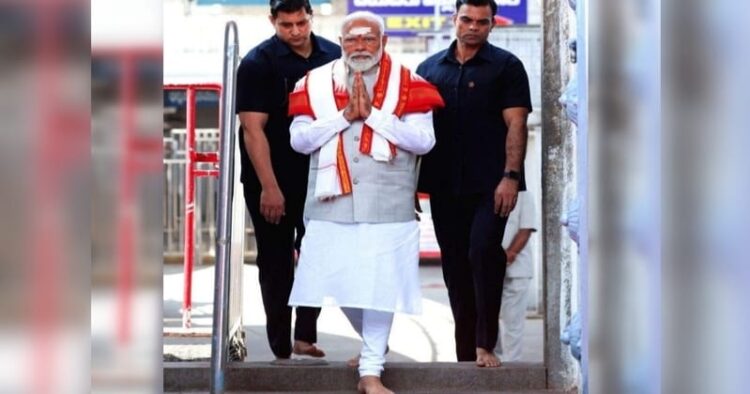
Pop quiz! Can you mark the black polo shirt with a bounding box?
[416,40,532,195]
[235,33,341,194]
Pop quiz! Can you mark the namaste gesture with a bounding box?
[343,71,372,121]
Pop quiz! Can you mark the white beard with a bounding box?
[343,47,383,73]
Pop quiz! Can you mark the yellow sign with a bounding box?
[385,15,449,31]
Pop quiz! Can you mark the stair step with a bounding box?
[165,361,549,392]
[170,391,569,394]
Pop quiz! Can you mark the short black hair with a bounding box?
[455,0,497,17]
[269,0,313,18]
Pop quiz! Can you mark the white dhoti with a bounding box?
[288,220,423,314]
[289,219,422,377]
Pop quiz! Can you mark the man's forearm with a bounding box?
[244,127,279,190]
[504,118,528,172]
[507,229,533,254]
[289,113,350,154]
[366,110,436,155]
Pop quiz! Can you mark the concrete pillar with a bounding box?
[542,0,580,390]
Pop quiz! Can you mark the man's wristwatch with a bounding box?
[503,170,521,181]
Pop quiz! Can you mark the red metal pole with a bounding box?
[116,53,136,343]
[32,4,59,393]
[182,87,197,328]
[194,170,220,177]
[165,83,221,329]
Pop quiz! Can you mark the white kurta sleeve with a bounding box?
[518,191,538,231]
[364,108,436,155]
[289,111,352,154]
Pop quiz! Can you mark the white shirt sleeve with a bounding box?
[289,111,352,154]
[518,191,537,231]
[364,108,436,155]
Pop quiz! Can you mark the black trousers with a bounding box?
[429,191,508,361]
[243,184,320,359]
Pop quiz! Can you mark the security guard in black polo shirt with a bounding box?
[235,0,341,361]
[416,0,532,368]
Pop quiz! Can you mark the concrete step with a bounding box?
[171,391,570,394]
[165,361,551,392]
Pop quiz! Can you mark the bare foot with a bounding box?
[293,340,326,358]
[475,347,501,368]
[357,376,394,394]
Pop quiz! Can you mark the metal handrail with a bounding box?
[210,21,239,394]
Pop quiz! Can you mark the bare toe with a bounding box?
[476,348,501,368]
[357,376,394,394]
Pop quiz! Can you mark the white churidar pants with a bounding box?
[342,307,394,377]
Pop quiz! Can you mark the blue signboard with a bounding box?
[164,90,219,109]
[347,0,527,35]
[348,0,455,15]
[347,0,526,19]
[495,0,527,24]
[197,0,329,5]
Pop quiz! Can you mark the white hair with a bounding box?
[340,11,385,37]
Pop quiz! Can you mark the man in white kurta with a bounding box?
[495,191,537,362]
[286,11,444,394]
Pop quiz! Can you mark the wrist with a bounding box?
[502,170,521,182]
[260,181,279,191]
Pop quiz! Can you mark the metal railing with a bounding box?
[164,83,222,329]
[210,21,240,394]
[163,128,221,263]
[163,128,257,264]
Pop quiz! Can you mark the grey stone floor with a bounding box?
[163,264,544,363]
